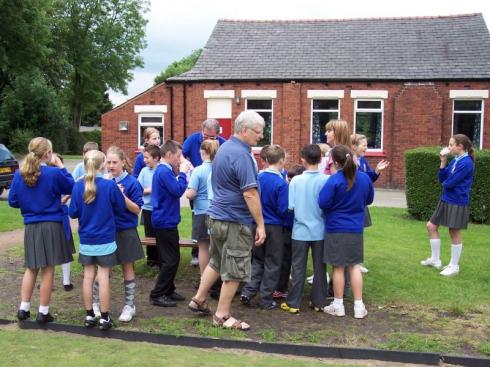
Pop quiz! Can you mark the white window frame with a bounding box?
[451,99,484,149]
[138,114,164,148]
[310,99,340,143]
[353,99,384,152]
[245,98,274,147]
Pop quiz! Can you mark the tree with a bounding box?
[52,0,149,130]
[154,49,202,85]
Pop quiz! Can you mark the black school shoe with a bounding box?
[63,284,74,292]
[99,317,114,330]
[17,310,30,321]
[169,292,185,301]
[36,312,54,324]
[149,295,177,307]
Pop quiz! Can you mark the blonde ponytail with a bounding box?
[83,150,105,204]
[20,137,52,186]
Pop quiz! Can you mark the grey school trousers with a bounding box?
[286,239,328,309]
[241,224,284,307]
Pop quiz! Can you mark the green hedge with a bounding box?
[405,147,490,224]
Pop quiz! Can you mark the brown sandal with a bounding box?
[188,298,211,315]
[212,314,250,331]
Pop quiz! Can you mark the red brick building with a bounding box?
[102,14,490,188]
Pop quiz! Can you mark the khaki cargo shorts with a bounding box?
[207,217,253,282]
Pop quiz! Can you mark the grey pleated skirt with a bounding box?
[323,233,364,267]
[24,222,74,268]
[430,200,470,229]
[115,228,144,264]
[364,206,372,227]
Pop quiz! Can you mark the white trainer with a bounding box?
[360,265,369,273]
[92,302,101,318]
[190,256,199,267]
[420,258,442,269]
[354,305,368,319]
[118,305,136,322]
[307,275,314,285]
[323,302,346,317]
[440,264,460,277]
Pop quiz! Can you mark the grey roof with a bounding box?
[169,14,490,81]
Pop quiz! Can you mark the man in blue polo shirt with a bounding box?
[183,118,226,267]
[188,111,266,331]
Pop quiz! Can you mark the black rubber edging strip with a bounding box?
[0,319,16,326]
[14,319,441,365]
[441,354,490,367]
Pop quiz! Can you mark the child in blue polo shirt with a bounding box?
[69,150,126,330]
[319,145,374,319]
[281,144,329,313]
[241,145,289,309]
[137,144,162,268]
[149,140,190,308]
[422,134,475,277]
[106,146,144,323]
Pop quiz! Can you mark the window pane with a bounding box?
[356,112,382,149]
[256,111,272,146]
[357,100,381,109]
[313,99,338,110]
[141,116,163,123]
[312,111,339,144]
[139,125,163,146]
[247,99,272,110]
[453,113,481,148]
[454,100,482,111]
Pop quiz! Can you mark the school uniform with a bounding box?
[8,165,74,268]
[318,170,374,267]
[69,175,126,266]
[150,162,188,299]
[430,154,474,229]
[138,165,160,264]
[276,210,294,294]
[187,161,212,242]
[112,172,144,264]
[285,170,329,309]
[241,169,289,308]
[133,152,145,178]
[357,156,379,227]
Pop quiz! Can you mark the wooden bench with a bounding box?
[140,237,196,248]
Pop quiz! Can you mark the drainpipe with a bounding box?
[167,84,174,140]
[183,83,187,141]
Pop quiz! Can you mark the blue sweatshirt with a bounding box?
[438,154,474,205]
[69,177,126,244]
[318,170,374,234]
[151,163,188,229]
[8,166,74,224]
[357,156,380,183]
[113,172,143,230]
[258,169,289,225]
[133,152,145,178]
[183,132,226,167]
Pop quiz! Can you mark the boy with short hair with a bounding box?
[241,145,289,309]
[72,142,99,181]
[149,140,190,307]
[137,144,162,268]
[281,144,329,313]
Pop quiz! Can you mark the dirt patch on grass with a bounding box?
[0,245,488,359]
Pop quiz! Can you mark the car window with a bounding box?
[0,147,15,161]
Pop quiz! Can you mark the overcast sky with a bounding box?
[109,0,490,106]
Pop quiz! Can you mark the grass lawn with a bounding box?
[0,201,24,232]
[0,329,357,367]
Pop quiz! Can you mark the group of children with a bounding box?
[8,120,475,329]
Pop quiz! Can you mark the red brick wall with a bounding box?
[102,80,490,187]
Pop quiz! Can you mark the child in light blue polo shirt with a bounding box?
[281,144,329,313]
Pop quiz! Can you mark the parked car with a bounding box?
[0,144,19,196]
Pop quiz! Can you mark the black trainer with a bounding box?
[99,317,114,330]
[149,295,177,307]
[84,315,97,328]
[36,312,54,324]
[240,294,251,306]
[17,310,30,321]
[169,292,185,301]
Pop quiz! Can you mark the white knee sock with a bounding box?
[430,239,441,261]
[450,244,463,266]
[61,262,71,285]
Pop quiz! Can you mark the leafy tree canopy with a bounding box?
[154,49,202,85]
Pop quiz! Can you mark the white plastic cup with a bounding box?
[440,147,450,156]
